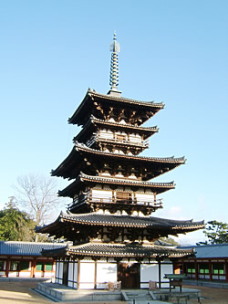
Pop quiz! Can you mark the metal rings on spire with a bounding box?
[109,33,120,92]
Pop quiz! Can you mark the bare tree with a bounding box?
[14,174,64,225]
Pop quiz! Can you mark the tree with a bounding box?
[197,220,228,245]
[159,237,180,246]
[14,174,64,225]
[0,198,36,241]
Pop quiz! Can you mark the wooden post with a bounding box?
[77,260,80,289]
[94,260,97,289]
[158,260,161,289]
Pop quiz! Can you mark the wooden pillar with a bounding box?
[94,260,97,289]
[195,260,198,281]
[77,260,81,289]
[5,257,10,277]
[31,258,36,278]
[225,260,228,282]
[158,259,161,288]
[209,259,212,281]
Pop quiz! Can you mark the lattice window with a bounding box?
[116,134,126,142]
[116,191,132,203]
[213,263,225,275]
[198,263,209,274]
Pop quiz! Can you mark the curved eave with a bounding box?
[52,143,185,179]
[52,145,185,180]
[92,117,159,137]
[74,116,159,142]
[59,173,175,198]
[51,147,82,178]
[60,214,205,231]
[38,212,204,235]
[67,243,193,259]
[41,243,194,259]
[68,90,164,125]
[76,143,185,164]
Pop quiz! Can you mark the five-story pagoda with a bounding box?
[38,34,204,290]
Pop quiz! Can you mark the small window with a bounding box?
[0,261,4,271]
[199,263,209,274]
[20,261,30,271]
[186,263,195,273]
[116,192,132,203]
[45,262,53,271]
[36,262,44,271]
[213,263,225,275]
[10,261,20,271]
[116,134,126,142]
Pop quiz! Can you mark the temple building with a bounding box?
[38,34,204,290]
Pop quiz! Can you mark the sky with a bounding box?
[0,0,228,244]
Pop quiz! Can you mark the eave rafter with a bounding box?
[37,212,204,239]
[41,242,194,260]
[68,90,164,126]
[51,143,185,180]
[58,172,175,198]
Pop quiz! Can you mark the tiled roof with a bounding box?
[75,116,158,142]
[87,90,164,108]
[80,172,174,188]
[42,242,193,259]
[59,213,204,230]
[59,172,175,197]
[38,212,204,235]
[52,142,185,180]
[75,142,185,164]
[68,89,164,125]
[91,116,159,133]
[0,241,66,256]
[180,243,228,259]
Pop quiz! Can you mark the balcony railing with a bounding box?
[73,195,163,209]
[86,135,149,148]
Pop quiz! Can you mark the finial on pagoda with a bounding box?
[108,32,122,96]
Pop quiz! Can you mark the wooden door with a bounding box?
[62,262,69,286]
[117,263,140,289]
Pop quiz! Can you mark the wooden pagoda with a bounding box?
[38,34,204,290]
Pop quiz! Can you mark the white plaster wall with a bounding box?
[19,271,30,278]
[96,262,117,289]
[135,193,154,204]
[92,189,112,202]
[99,129,113,139]
[129,134,141,143]
[68,262,74,287]
[160,262,173,288]
[141,263,159,282]
[73,263,78,288]
[8,271,18,277]
[56,262,63,284]
[80,261,95,289]
[44,271,53,278]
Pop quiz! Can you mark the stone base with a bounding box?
[36,282,123,302]
[36,282,200,303]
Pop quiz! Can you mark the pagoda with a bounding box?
[38,34,204,290]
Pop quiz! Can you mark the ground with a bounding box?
[0,280,228,304]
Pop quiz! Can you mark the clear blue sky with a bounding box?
[1,0,227,244]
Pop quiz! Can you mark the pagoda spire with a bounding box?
[108,32,121,96]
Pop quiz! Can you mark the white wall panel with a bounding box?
[160,262,173,287]
[141,263,159,283]
[68,262,74,287]
[96,262,117,289]
[80,262,95,289]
